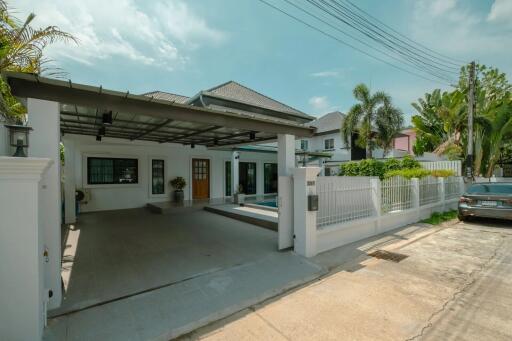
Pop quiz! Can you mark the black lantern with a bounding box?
[4,124,32,157]
[102,111,113,125]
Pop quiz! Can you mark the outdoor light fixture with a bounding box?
[96,135,102,141]
[102,111,113,125]
[99,126,106,136]
[214,139,219,146]
[191,143,195,149]
[4,124,32,157]
[249,132,256,140]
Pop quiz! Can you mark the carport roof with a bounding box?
[4,72,315,146]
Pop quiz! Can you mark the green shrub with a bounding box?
[384,168,431,179]
[339,161,360,176]
[358,159,385,178]
[383,158,402,172]
[430,169,456,177]
[401,155,420,169]
[422,210,458,225]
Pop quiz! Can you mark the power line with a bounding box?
[341,0,468,65]
[256,0,454,86]
[305,0,458,82]
[282,0,456,83]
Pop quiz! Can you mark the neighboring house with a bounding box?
[393,127,416,154]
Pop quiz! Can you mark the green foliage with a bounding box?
[421,210,458,225]
[384,168,431,179]
[430,169,456,177]
[340,156,422,179]
[169,176,186,190]
[400,155,420,169]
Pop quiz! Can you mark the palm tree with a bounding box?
[375,99,404,157]
[0,0,76,120]
[342,83,391,158]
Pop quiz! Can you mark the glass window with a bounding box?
[151,159,164,195]
[264,163,278,194]
[324,138,334,150]
[87,157,138,184]
[225,161,257,195]
[300,140,309,151]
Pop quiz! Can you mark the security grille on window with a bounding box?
[324,138,334,150]
[300,140,309,151]
[87,157,138,184]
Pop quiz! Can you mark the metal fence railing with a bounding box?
[316,176,375,228]
[444,176,461,200]
[419,176,439,206]
[381,176,413,213]
[420,160,462,176]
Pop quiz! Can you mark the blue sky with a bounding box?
[17,0,512,122]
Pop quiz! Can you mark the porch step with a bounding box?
[204,204,278,231]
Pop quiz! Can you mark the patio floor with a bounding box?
[45,207,324,340]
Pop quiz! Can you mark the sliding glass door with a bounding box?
[225,161,257,196]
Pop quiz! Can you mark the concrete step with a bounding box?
[204,205,278,231]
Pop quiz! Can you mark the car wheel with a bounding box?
[458,214,466,222]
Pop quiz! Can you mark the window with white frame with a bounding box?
[87,157,138,185]
[300,139,309,151]
[324,138,335,150]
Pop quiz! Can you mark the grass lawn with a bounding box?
[422,210,458,225]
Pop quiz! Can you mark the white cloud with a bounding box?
[310,70,340,78]
[16,0,226,70]
[488,0,512,23]
[308,96,330,111]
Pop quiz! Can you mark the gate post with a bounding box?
[293,167,320,257]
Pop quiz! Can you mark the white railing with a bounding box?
[316,176,375,227]
[420,160,462,176]
[444,176,461,199]
[381,176,413,213]
[419,176,439,206]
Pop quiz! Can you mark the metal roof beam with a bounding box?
[160,125,221,144]
[130,119,172,141]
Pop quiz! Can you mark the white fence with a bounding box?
[313,175,464,256]
[420,160,462,176]
[316,176,375,227]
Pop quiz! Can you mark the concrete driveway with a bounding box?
[179,219,512,341]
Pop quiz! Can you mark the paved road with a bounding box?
[179,219,512,341]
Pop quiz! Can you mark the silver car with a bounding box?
[458,182,512,221]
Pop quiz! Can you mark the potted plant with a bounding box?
[169,176,186,202]
[234,184,245,204]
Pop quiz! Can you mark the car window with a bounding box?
[467,184,512,194]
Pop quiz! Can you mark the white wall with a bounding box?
[64,134,277,212]
[0,120,9,156]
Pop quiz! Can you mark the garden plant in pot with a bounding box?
[170,176,186,203]
[234,184,245,204]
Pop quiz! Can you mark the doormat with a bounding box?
[368,250,408,263]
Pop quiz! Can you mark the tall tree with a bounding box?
[342,83,394,158]
[375,99,404,157]
[0,0,75,121]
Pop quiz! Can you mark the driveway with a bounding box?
[179,219,512,340]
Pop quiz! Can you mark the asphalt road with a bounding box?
[178,218,512,341]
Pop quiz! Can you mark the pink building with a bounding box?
[393,128,416,154]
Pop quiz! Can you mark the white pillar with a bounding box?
[318,158,325,176]
[371,178,382,229]
[277,134,295,176]
[63,138,76,224]
[28,98,62,309]
[277,134,296,250]
[293,167,321,257]
[438,177,445,211]
[0,121,9,156]
[0,157,53,341]
[231,151,239,196]
[411,178,420,221]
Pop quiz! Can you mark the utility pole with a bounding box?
[466,61,476,181]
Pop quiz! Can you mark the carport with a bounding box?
[2,72,316,339]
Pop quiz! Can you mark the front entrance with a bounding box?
[192,158,210,199]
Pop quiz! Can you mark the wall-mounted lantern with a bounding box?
[4,124,32,157]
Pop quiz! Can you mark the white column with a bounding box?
[0,122,9,156]
[277,134,296,250]
[438,177,445,211]
[277,134,295,176]
[411,178,420,220]
[318,158,325,176]
[0,157,53,341]
[293,167,321,257]
[231,151,239,196]
[371,178,382,229]
[28,98,62,309]
[63,138,76,224]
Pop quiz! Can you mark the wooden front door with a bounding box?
[192,159,210,199]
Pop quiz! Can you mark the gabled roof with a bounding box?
[310,111,345,133]
[143,91,189,104]
[201,81,314,120]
